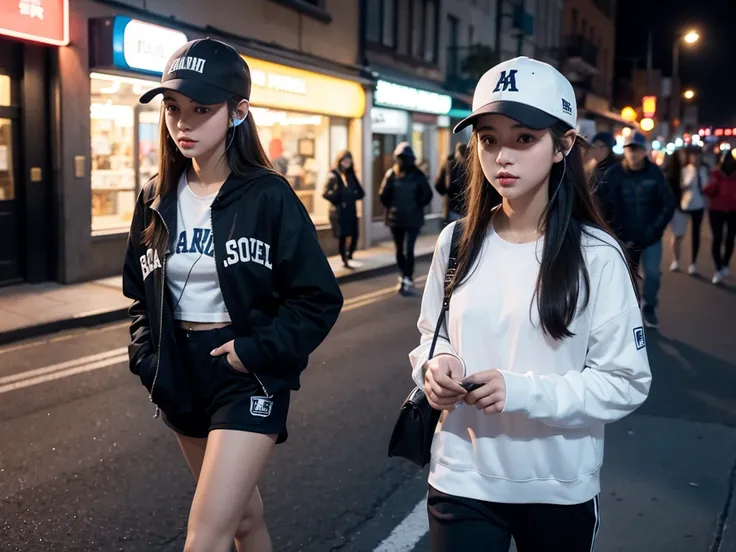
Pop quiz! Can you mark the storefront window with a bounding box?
[251,107,335,225]
[90,72,159,235]
[0,75,10,106]
[0,119,14,200]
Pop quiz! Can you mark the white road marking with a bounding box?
[0,348,127,386]
[373,496,429,552]
[0,275,428,393]
[0,354,128,395]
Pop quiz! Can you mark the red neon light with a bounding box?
[0,0,69,46]
[715,129,724,136]
[726,129,733,136]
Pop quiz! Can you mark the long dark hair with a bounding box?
[144,97,272,254]
[449,122,624,340]
[719,150,736,177]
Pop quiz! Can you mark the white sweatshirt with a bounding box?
[409,221,651,505]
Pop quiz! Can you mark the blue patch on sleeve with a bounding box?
[633,327,646,350]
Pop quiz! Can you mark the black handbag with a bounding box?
[387,222,463,467]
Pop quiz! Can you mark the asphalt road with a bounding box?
[1,239,736,552]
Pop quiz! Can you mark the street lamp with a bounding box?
[672,29,700,137]
[684,31,700,44]
[683,89,695,100]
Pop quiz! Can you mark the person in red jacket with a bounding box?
[703,150,736,284]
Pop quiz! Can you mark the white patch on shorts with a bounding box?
[250,396,273,418]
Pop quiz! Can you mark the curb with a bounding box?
[0,252,433,347]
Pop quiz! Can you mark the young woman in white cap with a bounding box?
[123,38,342,552]
[409,57,652,550]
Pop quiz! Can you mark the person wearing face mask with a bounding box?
[379,142,434,296]
[323,150,365,269]
[409,57,651,551]
[122,38,343,552]
[602,132,675,329]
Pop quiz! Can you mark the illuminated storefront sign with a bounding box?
[0,0,69,46]
[242,55,365,119]
[113,17,188,75]
[374,79,452,115]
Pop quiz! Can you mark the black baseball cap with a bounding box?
[139,38,251,105]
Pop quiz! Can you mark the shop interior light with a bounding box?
[675,138,684,147]
[652,140,662,150]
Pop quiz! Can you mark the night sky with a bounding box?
[614,0,736,126]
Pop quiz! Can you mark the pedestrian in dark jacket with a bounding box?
[590,131,619,224]
[604,131,675,329]
[379,142,434,295]
[435,142,469,224]
[123,38,343,551]
[323,150,365,269]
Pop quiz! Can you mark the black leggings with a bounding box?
[709,210,736,271]
[688,209,705,263]
[390,227,419,279]
[338,229,359,262]
[428,486,599,552]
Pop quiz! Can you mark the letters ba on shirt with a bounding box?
[224,237,273,270]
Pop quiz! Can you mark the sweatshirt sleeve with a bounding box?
[500,244,652,428]
[408,223,465,388]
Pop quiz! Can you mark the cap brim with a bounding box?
[453,101,563,134]
[139,79,233,105]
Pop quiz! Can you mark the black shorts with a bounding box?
[162,325,290,444]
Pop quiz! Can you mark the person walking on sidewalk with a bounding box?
[435,142,469,225]
[323,150,365,269]
[703,150,736,284]
[589,131,618,225]
[409,57,651,552]
[122,39,343,552]
[379,142,434,296]
[603,131,675,329]
[678,145,709,276]
[663,149,688,272]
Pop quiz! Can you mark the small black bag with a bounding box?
[387,222,463,467]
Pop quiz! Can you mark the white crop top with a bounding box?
[167,172,231,323]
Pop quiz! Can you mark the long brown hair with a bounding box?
[143,97,273,254]
[449,122,629,340]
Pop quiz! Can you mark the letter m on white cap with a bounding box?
[493,70,519,93]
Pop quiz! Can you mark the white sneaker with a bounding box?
[688,264,698,276]
[713,271,724,285]
[722,267,731,278]
[669,260,680,272]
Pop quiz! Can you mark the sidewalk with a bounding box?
[0,233,439,346]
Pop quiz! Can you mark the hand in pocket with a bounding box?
[210,340,248,373]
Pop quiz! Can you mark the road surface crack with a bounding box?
[710,455,736,552]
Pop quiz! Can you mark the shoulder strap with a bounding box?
[428,221,464,359]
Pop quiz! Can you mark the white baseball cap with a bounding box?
[453,57,577,134]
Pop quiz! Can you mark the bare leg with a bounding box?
[176,432,275,552]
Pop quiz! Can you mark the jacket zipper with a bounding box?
[210,205,271,399]
[149,208,170,419]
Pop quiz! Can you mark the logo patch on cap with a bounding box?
[493,70,519,93]
[562,98,572,115]
[168,56,206,75]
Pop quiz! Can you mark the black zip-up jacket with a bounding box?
[122,168,343,415]
[434,153,467,219]
[603,159,675,249]
[378,167,433,229]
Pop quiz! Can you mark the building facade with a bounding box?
[2,0,369,286]
[560,0,627,138]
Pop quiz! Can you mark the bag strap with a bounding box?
[428,221,464,359]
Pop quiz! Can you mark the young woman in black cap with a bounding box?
[123,38,343,552]
[410,57,651,551]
